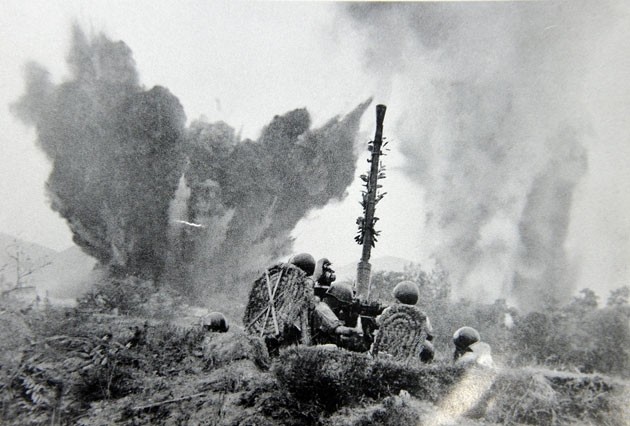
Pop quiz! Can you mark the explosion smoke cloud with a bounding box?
[342,1,628,307]
[12,26,369,297]
[12,26,186,280]
[180,101,370,295]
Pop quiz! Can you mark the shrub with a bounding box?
[470,368,627,426]
[77,274,183,319]
[273,346,464,412]
[327,394,435,426]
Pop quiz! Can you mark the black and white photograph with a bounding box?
[1,1,629,424]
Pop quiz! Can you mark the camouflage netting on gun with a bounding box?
[371,304,429,364]
[243,263,315,344]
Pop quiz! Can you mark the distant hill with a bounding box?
[33,245,98,299]
[0,232,96,301]
[0,232,58,270]
[334,256,417,283]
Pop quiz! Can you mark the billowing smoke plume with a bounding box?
[174,101,370,295]
[12,26,369,295]
[513,130,588,304]
[342,2,623,307]
[12,26,186,280]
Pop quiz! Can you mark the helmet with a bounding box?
[289,253,316,276]
[200,312,229,332]
[453,326,480,349]
[325,282,354,305]
[392,281,419,305]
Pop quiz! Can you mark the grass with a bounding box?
[1,299,628,425]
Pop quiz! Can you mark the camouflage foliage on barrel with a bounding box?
[371,304,430,364]
[243,263,316,348]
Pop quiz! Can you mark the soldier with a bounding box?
[311,282,362,347]
[200,312,230,333]
[392,280,435,362]
[312,257,336,299]
[371,280,434,363]
[452,326,494,367]
[288,253,316,276]
[243,256,316,356]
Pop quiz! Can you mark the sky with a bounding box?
[1,1,628,304]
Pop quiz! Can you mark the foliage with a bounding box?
[368,264,450,307]
[0,304,218,425]
[76,273,183,319]
[274,346,464,412]
[367,264,630,377]
[327,394,435,426]
[472,368,627,426]
[2,261,629,424]
[1,294,628,425]
[508,287,630,377]
[607,285,630,307]
[366,265,513,362]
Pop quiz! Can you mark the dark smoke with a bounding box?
[13,26,369,296]
[341,2,615,307]
[174,100,370,295]
[12,26,186,280]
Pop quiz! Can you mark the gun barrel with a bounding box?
[356,104,387,300]
[375,104,386,141]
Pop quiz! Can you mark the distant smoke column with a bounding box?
[184,101,370,295]
[512,134,588,307]
[12,27,186,279]
[341,2,607,302]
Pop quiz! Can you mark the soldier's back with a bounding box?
[243,262,316,354]
[371,304,430,364]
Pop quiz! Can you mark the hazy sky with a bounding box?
[1,1,628,302]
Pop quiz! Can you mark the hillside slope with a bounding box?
[1,303,627,426]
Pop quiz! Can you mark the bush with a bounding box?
[0,306,211,424]
[327,394,435,426]
[200,331,270,371]
[77,274,183,319]
[273,346,464,412]
[473,368,627,426]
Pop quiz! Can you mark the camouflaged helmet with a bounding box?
[453,326,480,349]
[392,280,420,305]
[289,253,316,276]
[200,312,229,333]
[325,282,354,305]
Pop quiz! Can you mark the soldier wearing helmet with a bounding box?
[310,282,362,346]
[452,326,493,367]
[376,280,435,362]
[289,253,316,276]
[392,280,420,305]
[200,312,230,333]
[391,281,434,338]
[313,257,337,299]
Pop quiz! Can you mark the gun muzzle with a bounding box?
[375,104,387,141]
